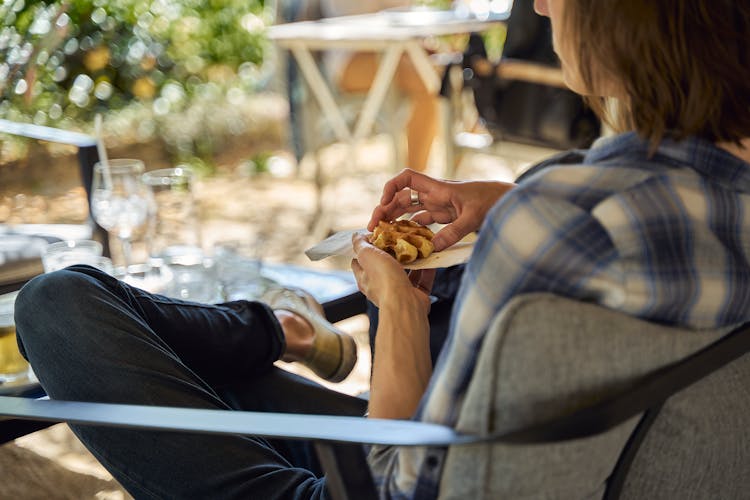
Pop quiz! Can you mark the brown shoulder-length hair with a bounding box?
[564,0,750,146]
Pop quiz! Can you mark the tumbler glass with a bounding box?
[41,239,112,274]
[142,167,202,264]
[0,292,29,384]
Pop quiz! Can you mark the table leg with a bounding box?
[404,42,441,94]
[291,45,353,143]
[352,43,405,141]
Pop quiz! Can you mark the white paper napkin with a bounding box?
[305,228,476,270]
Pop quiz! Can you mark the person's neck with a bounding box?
[718,138,750,165]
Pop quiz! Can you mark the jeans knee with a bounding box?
[15,268,99,347]
[19,268,84,308]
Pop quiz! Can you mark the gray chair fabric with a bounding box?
[440,293,750,499]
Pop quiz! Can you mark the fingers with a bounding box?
[352,232,392,263]
[367,191,410,230]
[350,258,370,300]
[409,211,436,227]
[431,217,473,251]
[369,169,437,230]
[385,187,427,216]
[350,257,363,284]
[368,205,393,231]
[379,169,433,206]
[367,187,428,230]
[352,232,372,256]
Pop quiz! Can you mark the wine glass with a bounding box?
[90,159,151,279]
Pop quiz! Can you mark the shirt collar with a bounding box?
[583,132,750,192]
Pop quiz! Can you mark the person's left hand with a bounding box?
[351,233,435,314]
[352,232,435,420]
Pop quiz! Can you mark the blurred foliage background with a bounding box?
[1,0,506,171]
[1,0,274,167]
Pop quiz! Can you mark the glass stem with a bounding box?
[118,235,133,273]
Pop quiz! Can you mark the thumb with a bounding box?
[432,219,472,251]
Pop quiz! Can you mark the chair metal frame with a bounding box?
[1,313,748,499]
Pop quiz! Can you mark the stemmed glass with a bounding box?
[90,159,152,279]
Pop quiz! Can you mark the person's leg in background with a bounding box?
[394,55,439,174]
[338,52,440,173]
[15,265,365,500]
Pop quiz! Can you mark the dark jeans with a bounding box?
[15,265,367,500]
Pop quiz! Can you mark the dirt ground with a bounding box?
[0,107,554,498]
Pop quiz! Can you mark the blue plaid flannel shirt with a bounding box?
[367,132,750,498]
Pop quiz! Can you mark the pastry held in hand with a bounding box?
[369,220,434,264]
[305,226,476,270]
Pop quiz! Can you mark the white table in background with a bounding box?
[267,7,510,154]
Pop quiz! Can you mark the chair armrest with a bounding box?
[323,291,367,323]
[0,396,463,446]
[2,317,748,445]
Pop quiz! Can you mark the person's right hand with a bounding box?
[367,169,515,251]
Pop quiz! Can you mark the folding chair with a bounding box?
[2,294,748,499]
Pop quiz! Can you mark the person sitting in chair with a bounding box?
[15,0,750,498]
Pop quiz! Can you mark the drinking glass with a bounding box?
[40,239,111,273]
[141,167,201,263]
[213,240,268,301]
[160,251,221,303]
[141,167,208,296]
[90,159,152,277]
[0,291,29,384]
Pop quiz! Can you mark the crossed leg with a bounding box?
[15,265,367,500]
